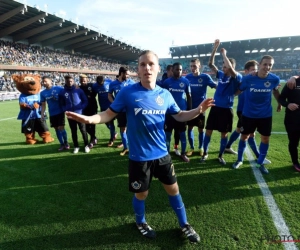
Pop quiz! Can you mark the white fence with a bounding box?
[1,91,20,101]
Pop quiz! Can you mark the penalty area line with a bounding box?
[245,147,298,250]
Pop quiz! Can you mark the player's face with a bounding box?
[120,71,129,81]
[42,78,52,89]
[65,78,74,87]
[138,52,159,84]
[167,68,173,77]
[259,59,274,74]
[173,65,182,78]
[245,65,258,75]
[80,77,88,85]
[190,62,200,74]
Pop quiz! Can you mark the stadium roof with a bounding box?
[170,36,300,58]
[0,0,142,62]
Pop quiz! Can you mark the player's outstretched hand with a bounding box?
[199,98,215,113]
[66,111,91,124]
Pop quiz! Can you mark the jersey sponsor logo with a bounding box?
[156,95,164,106]
[168,88,184,92]
[131,181,141,190]
[134,108,166,115]
[264,81,271,88]
[190,84,203,87]
[135,99,143,102]
[198,78,203,83]
[250,88,272,93]
[179,82,185,88]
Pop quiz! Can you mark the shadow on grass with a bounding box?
[0,223,190,250]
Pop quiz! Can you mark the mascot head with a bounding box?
[12,74,41,95]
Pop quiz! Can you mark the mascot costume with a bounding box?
[13,74,54,144]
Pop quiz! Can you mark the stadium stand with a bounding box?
[160,36,300,80]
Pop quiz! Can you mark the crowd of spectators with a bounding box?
[0,39,140,91]
[0,40,137,72]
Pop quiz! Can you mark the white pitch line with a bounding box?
[271,132,287,135]
[0,117,17,121]
[245,147,298,250]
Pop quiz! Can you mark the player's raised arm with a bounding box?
[208,39,220,74]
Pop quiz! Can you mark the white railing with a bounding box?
[0,91,20,101]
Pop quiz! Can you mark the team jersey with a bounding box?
[185,73,216,108]
[236,92,245,112]
[40,86,64,116]
[92,80,111,111]
[17,93,41,120]
[162,76,191,110]
[214,70,242,108]
[109,78,135,112]
[239,72,280,118]
[110,83,180,161]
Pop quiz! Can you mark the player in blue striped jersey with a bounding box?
[185,59,216,157]
[66,50,214,243]
[232,55,282,173]
[163,63,191,162]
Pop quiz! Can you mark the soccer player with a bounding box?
[185,59,216,156]
[160,65,181,156]
[163,62,191,162]
[232,55,282,174]
[278,74,300,171]
[202,39,242,165]
[66,50,214,243]
[59,75,89,154]
[93,75,117,146]
[108,67,135,156]
[224,60,271,164]
[40,76,69,151]
[79,74,98,148]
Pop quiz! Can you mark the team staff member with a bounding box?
[278,75,300,171]
[59,75,89,154]
[66,50,215,243]
[79,74,98,148]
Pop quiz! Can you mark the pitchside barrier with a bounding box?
[0,91,20,101]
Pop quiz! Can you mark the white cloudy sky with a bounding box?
[22,0,299,58]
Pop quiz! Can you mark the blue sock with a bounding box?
[180,131,187,154]
[198,132,204,149]
[109,124,116,141]
[132,196,146,224]
[248,137,259,158]
[257,142,269,165]
[61,129,68,144]
[168,194,188,228]
[55,129,64,145]
[219,137,228,156]
[165,131,172,152]
[203,135,211,154]
[226,131,240,148]
[121,131,128,149]
[237,139,247,162]
[187,129,194,149]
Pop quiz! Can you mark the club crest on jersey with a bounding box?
[88,87,92,91]
[179,82,185,88]
[124,83,128,87]
[131,181,141,190]
[156,95,164,106]
[64,93,69,97]
[198,78,203,83]
[264,81,271,88]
